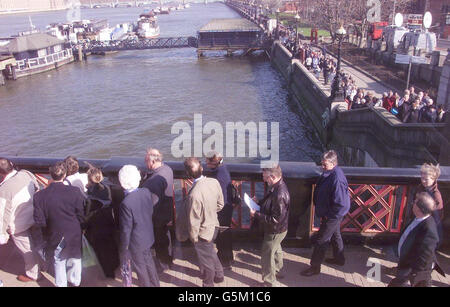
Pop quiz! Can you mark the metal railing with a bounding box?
[15,49,73,71]
[6,156,449,240]
[81,37,198,53]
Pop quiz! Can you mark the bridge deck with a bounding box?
[78,37,198,53]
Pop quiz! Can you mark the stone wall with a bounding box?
[269,40,449,167]
[333,105,447,167]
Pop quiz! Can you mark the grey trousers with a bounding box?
[130,248,160,287]
[194,231,224,287]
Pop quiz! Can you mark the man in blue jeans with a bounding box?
[301,150,350,277]
[33,162,85,287]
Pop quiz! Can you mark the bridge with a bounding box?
[77,36,198,55]
[79,0,193,9]
[4,156,450,247]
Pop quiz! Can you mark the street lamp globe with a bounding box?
[336,25,346,37]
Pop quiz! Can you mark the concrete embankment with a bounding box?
[270,42,330,144]
[269,41,450,167]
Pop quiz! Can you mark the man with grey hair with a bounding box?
[388,192,444,287]
[142,148,174,273]
[301,150,350,277]
[118,165,160,287]
[184,157,224,287]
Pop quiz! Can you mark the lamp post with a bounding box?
[253,3,257,20]
[276,8,280,40]
[259,4,262,23]
[293,12,300,59]
[331,25,347,100]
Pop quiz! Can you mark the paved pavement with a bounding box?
[1,239,449,287]
[301,40,390,98]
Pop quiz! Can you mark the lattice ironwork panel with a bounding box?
[310,184,409,234]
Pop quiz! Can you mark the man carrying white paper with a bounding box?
[249,164,290,287]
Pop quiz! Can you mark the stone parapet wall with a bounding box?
[269,40,449,167]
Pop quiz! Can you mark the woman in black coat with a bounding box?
[84,167,120,279]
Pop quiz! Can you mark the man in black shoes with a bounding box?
[301,150,350,277]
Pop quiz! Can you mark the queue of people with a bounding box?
[0,150,447,287]
[278,29,448,123]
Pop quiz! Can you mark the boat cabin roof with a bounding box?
[199,18,261,33]
[0,33,64,54]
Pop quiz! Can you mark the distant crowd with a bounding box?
[278,30,447,124]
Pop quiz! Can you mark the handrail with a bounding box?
[3,156,449,236]
[4,156,450,184]
[15,48,73,71]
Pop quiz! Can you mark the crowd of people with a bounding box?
[0,149,446,287]
[277,30,448,123]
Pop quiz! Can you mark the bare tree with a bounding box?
[308,0,415,41]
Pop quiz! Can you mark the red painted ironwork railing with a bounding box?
[310,183,409,234]
[9,157,446,237]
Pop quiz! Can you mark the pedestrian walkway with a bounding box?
[301,40,390,98]
[1,239,449,287]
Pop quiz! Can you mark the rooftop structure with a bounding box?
[0,32,64,54]
[197,18,263,56]
[199,18,261,33]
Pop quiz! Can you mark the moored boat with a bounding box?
[0,32,74,79]
[137,12,160,39]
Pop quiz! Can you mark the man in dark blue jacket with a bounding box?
[119,164,159,287]
[301,150,350,277]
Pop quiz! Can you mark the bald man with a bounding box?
[184,157,224,287]
[389,192,444,287]
[142,148,174,272]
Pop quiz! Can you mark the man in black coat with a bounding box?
[119,165,160,287]
[142,148,174,273]
[301,150,350,277]
[250,164,290,287]
[388,192,445,287]
[33,162,85,287]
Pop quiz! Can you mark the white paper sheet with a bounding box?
[244,193,260,212]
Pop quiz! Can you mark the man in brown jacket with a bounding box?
[184,157,224,287]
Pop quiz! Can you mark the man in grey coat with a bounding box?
[184,157,224,287]
[118,165,159,287]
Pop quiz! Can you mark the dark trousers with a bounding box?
[153,225,173,267]
[130,248,160,287]
[87,233,119,278]
[310,216,345,269]
[194,230,224,287]
[216,205,234,266]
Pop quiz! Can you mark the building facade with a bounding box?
[0,0,69,14]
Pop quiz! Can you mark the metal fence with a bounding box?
[7,156,447,239]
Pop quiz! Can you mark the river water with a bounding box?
[0,3,323,164]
